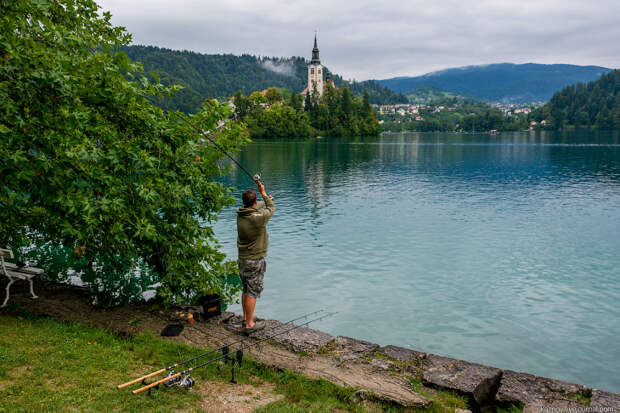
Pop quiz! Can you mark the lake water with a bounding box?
[211,131,620,393]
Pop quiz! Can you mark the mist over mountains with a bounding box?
[376,63,612,103]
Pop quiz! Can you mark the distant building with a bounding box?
[379,105,395,115]
[301,34,333,98]
[515,108,532,114]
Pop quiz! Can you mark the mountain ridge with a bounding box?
[376,63,613,103]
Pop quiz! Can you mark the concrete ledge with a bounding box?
[379,345,427,365]
[496,370,590,406]
[334,336,379,360]
[225,316,333,353]
[591,389,620,409]
[421,354,503,404]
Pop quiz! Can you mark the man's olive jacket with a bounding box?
[236,195,275,259]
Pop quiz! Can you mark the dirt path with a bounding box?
[195,381,284,413]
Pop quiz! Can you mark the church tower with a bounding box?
[308,34,324,97]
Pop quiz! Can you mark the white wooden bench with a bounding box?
[1,248,44,307]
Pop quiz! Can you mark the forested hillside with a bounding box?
[406,85,472,103]
[348,80,408,104]
[531,70,620,129]
[377,63,611,103]
[120,45,405,111]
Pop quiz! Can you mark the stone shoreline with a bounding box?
[222,313,619,411]
[5,281,620,411]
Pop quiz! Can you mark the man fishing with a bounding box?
[237,180,275,334]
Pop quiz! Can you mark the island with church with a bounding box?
[231,35,381,138]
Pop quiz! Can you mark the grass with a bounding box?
[561,392,591,404]
[496,404,524,413]
[409,377,469,413]
[0,310,449,412]
[0,313,204,413]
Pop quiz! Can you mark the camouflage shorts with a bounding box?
[238,258,266,298]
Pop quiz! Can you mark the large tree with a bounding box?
[0,0,247,305]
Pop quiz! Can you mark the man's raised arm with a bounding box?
[257,181,275,221]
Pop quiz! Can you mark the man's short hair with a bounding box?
[242,189,257,207]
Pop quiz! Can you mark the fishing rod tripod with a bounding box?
[218,346,244,384]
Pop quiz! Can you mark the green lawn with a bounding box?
[0,311,452,412]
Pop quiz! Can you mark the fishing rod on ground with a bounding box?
[189,306,321,350]
[116,309,325,390]
[131,311,338,395]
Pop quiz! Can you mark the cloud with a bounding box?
[260,60,297,78]
[97,0,620,80]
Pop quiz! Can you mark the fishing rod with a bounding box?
[131,311,338,395]
[117,309,325,389]
[172,111,262,185]
[172,110,275,202]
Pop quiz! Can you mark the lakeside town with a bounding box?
[374,102,537,119]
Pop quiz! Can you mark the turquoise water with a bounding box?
[212,131,620,392]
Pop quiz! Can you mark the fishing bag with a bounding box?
[198,294,221,320]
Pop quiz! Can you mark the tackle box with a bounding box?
[198,294,221,320]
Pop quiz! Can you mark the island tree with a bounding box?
[233,83,381,138]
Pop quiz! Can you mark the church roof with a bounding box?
[310,34,321,65]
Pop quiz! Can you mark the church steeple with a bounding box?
[310,34,320,65]
[306,32,324,97]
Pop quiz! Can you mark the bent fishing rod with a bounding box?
[117,309,325,389]
[172,111,265,186]
[132,311,338,394]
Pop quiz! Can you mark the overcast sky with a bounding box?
[98,0,620,80]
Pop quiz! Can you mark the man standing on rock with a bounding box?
[236,180,274,334]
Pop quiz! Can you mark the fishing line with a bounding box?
[158,95,265,189]
[172,111,259,184]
